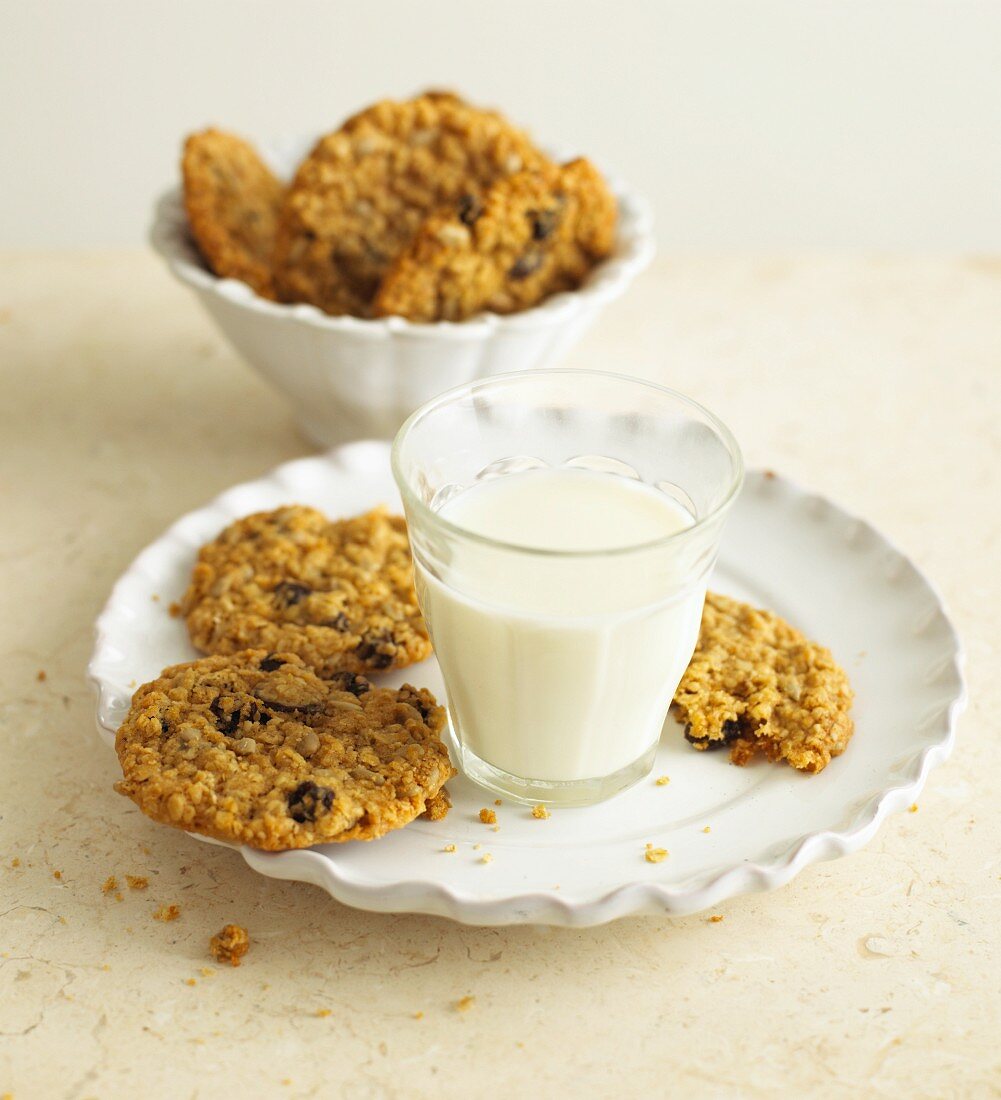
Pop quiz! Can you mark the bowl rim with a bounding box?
[149,142,656,340]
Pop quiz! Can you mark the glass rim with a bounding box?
[390,368,745,560]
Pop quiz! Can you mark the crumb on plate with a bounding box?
[153,904,181,922]
[126,875,149,890]
[478,808,497,825]
[531,804,550,820]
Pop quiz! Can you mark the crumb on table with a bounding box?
[10,857,20,869]
[655,775,670,786]
[644,845,668,864]
[209,923,250,966]
[494,799,502,806]
[52,870,62,881]
[443,843,456,853]
[478,808,497,825]
[315,1008,332,1018]
[708,914,724,923]
[909,803,919,813]
[153,904,181,922]
[101,875,118,895]
[702,826,711,834]
[125,875,149,890]
[36,669,47,682]
[531,804,550,820]
[168,602,182,618]
[454,995,476,1012]
[480,853,493,864]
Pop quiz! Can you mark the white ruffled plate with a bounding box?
[88,444,966,926]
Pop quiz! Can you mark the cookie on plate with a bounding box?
[272,93,550,316]
[182,505,431,677]
[181,129,284,299]
[672,592,854,773]
[114,651,454,850]
[373,158,617,322]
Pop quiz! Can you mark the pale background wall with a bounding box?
[2,0,999,250]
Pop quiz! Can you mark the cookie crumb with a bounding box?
[909,803,919,813]
[480,853,493,865]
[36,670,47,682]
[101,875,118,895]
[494,799,502,806]
[153,904,181,922]
[478,808,497,825]
[168,602,182,618]
[443,844,456,853]
[52,870,62,881]
[126,875,149,890]
[151,594,160,602]
[702,826,711,834]
[199,967,216,978]
[454,995,476,1012]
[655,775,670,786]
[644,846,668,864]
[315,1009,332,1018]
[708,914,724,923]
[209,923,250,966]
[472,843,481,851]
[10,857,20,869]
[531,804,550,820]
[185,978,197,986]
[413,1010,424,1020]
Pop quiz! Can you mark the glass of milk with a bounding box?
[392,369,743,807]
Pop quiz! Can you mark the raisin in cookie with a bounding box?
[672,592,854,773]
[374,158,616,322]
[182,506,431,677]
[115,651,454,850]
[272,93,550,316]
[182,129,284,299]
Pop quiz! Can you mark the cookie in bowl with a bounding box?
[181,128,284,299]
[373,157,617,322]
[272,92,551,316]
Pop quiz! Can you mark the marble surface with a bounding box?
[0,253,997,1098]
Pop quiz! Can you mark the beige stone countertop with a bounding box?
[0,253,998,1098]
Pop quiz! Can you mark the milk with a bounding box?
[414,467,707,786]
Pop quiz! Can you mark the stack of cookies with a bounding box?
[181,91,618,322]
[114,506,454,851]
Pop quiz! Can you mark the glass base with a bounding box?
[455,739,658,808]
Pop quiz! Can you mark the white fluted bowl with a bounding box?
[150,136,655,445]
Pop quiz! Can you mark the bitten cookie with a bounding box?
[272,93,550,316]
[181,129,284,299]
[672,592,855,773]
[374,158,617,322]
[114,651,454,850]
[182,506,431,677]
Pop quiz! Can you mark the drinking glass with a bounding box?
[392,369,743,806]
